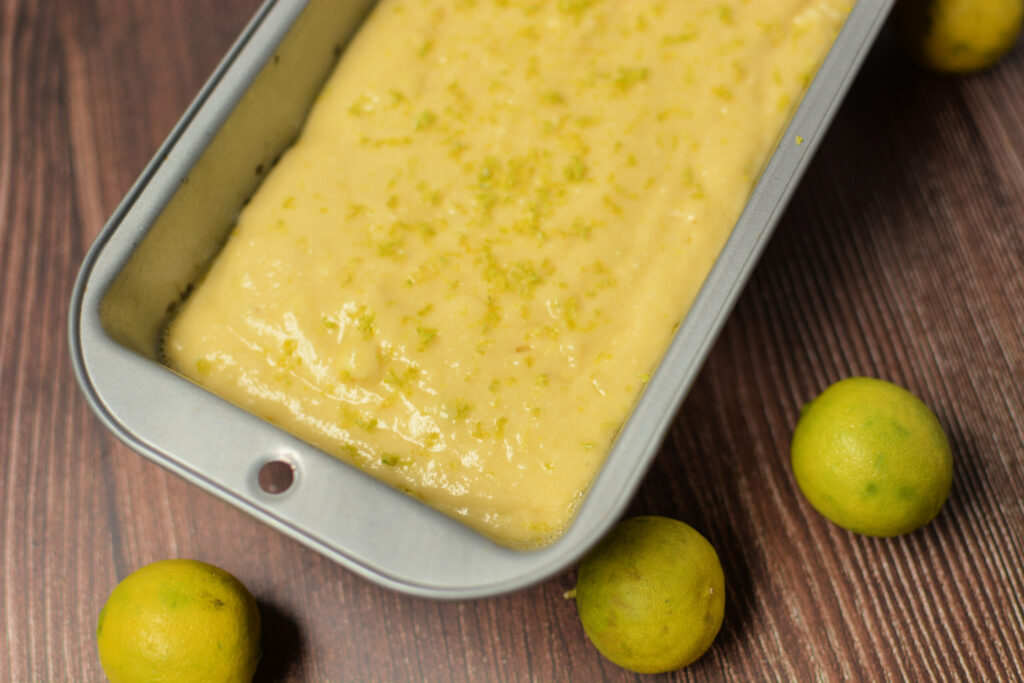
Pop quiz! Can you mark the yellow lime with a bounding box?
[97,559,261,683]
[791,377,953,536]
[895,0,1024,73]
[570,516,725,673]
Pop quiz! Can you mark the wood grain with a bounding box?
[2,1,1023,680]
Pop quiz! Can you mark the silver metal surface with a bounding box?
[70,0,894,598]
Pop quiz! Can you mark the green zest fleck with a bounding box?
[614,66,649,92]
[415,109,437,130]
[482,296,502,332]
[558,0,597,14]
[478,156,500,190]
[559,297,580,330]
[354,306,376,339]
[388,90,408,107]
[569,218,596,239]
[446,398,473,421]
[377,237,404,259]
[416,326,438,350]
[384,365,421,392]
[418,182,443,206]
[478,192,498,215]
[359,135,412,148]
[418,222,437,241]
[563,156,587,182]
[662,30,699,45]
[345,410,378,432]
[543,90,566,105]
[348,94,374,116]
[602,194,623,215]
[712,85,733,101]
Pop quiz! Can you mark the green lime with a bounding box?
[895,0,1023,73]
[570,516,725,673]
[791,377,953,536]
[97,559,261,683]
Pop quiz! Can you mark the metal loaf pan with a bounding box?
[70,0,893,598]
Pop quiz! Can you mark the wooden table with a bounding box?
[3,2,1023,680]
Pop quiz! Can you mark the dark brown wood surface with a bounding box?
[3,1,1023,680]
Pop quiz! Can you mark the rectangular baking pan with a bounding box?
[70,0,893,598]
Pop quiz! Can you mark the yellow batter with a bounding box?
[165,0,849,547]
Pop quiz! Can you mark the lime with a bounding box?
[570,516,725,673]
[791,377,953,536]
[895,0,1023,73]
[97,559,261,683]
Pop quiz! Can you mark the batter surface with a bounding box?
[165,0,849,547]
